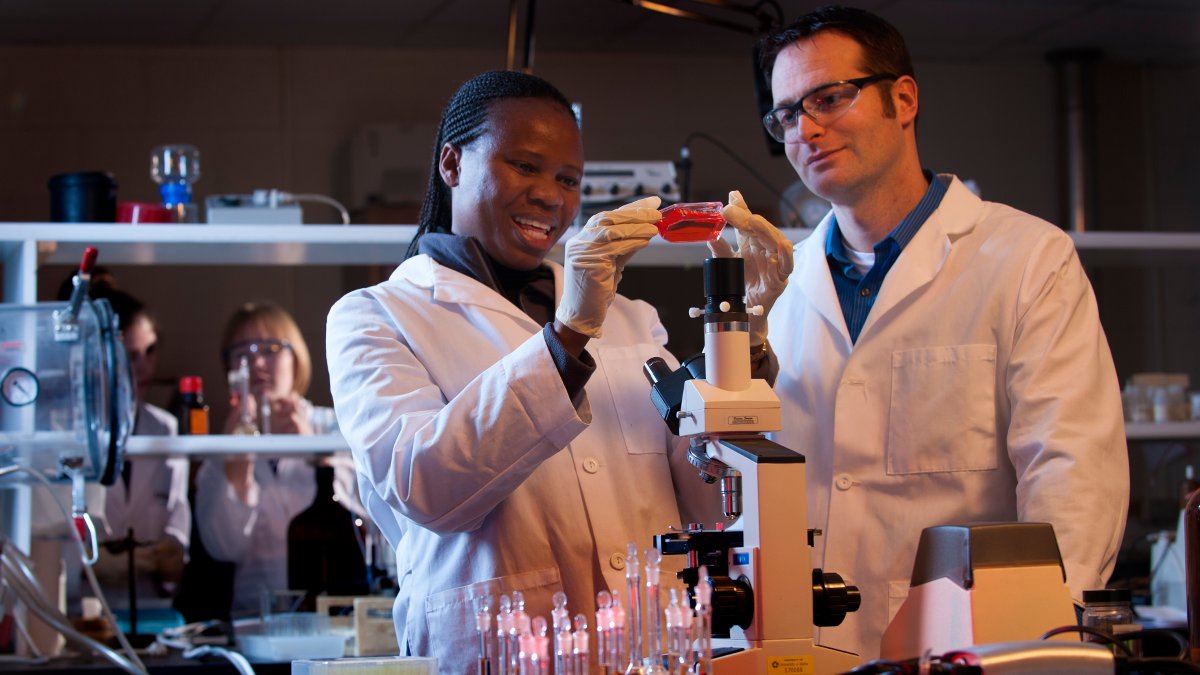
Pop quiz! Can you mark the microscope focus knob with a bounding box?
[710,574,754,636]
[811,569,861,627]
[688,307,703,318]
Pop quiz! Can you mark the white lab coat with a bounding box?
[770,176,1129,659]
[97,403,190,549]
[193,449,359,615]
[326,255,717,672]
[90,402,191,608]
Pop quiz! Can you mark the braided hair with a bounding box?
[405,70,575,260]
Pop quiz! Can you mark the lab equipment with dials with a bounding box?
[643,255,861,673]
[0,246,137,663]
[0,247,134,487]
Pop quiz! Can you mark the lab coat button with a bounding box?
[582,457,600,473]
[835,474,854,490]
[609,553,626,570]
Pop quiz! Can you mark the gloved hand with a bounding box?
[708,190,794,346]
[556,196,662,338]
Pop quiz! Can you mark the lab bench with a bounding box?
[0,653,290,675]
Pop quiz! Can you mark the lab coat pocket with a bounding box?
[595,345,667,455]
[887,344,998,474]
[422,566,563,669]
[887,579,910,627]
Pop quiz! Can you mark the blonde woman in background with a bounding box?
[193,302,360,615]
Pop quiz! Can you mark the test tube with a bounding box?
[665,589,681,675]
[678,597,694,675]
[693,570,712,675]
[553,592,570,675]
[643,549,666,674]
[497,595,512,675]
[572,614,590,675]
[474,593,493,675]
[611,591,626,671]
[596,590,613,675]
[517,613,533,675]
[625,542,644,674]
[532,616,550,675]
[511,591,529,674]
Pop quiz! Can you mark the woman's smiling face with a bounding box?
[444,97,583,270]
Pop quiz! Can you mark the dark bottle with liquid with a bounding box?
[287,464,370,610]
[176,376,209,435]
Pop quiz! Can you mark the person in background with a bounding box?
[193,302,359,616]
[325,70,719,670]
[712,5,1129,658]
[62,280,190,611]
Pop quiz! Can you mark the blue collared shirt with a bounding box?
[826,171,949,343]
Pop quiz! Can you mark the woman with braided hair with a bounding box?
[327,70,718,668]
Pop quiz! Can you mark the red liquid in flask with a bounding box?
[656,202,726,243]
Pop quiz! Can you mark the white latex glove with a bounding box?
[708,190,794,346]
[556,196,662,338]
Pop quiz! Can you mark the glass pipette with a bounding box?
[643,549,667,674]
[625,543,645,674]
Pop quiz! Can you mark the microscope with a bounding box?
[644,256,861,673]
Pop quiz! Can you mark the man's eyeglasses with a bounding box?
[223,338,293,366]
[762,73,898,143]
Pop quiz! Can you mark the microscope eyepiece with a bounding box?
[703,257,744,303]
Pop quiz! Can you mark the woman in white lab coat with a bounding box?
[86,287,190,610]
[194,302,360,616]
[326,70,717,671]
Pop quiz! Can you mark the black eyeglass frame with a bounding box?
[222,338,293,366]
[762,73,899,143]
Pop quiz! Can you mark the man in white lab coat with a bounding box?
[717,5,1129,659]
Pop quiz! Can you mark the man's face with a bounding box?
[771,31,911,207]
[445,98,583,271]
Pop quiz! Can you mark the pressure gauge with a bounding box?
[1,367,39,407]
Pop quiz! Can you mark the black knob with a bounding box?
[811,569,861,627]
[609,184,620,196]
[710,574,754,637]
[582,184,593,196]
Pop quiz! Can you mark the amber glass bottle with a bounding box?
[286,464,369,610]
[175,376,209,435]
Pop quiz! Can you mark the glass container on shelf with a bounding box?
[150,144,201,223]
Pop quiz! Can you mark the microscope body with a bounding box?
[647,256,860,673]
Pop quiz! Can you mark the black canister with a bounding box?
[48,171,118,222]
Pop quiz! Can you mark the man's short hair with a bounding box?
[758,5,916,112]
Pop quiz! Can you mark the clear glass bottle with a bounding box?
[1083,588,1139,656]
[150,144,201,223]
[228,356,259,436]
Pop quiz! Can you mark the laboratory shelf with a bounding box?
[1124,421,1200,442]
[124,433,349,457]
[1,223,786,268]
[1070,231,1200,266]
[7,224,1199,269]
